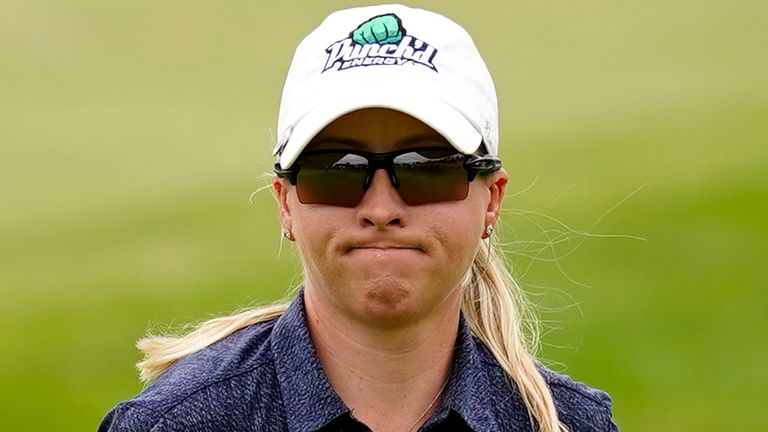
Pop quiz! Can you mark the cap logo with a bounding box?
[323,14,438,72]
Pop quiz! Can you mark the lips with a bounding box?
[349,245,422,252]
[343,240,425,255]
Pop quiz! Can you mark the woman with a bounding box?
[99,5,617,431]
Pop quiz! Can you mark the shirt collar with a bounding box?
[271,291,503,432]
[424,316,501,432]
[270,293,348,432]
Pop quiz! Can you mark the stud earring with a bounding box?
[485,225,494,237]
[484,225,495,254]
[281,227,294,241]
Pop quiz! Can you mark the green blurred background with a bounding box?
[2,0,766,430]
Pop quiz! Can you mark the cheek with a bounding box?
[449,190,490,260]
[429,206,485,273]
[288,192,332,241]
[293,209,336,253]
[289,204,350,278]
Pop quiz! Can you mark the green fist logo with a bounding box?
[350,14,405,45]
[323,12,437,72]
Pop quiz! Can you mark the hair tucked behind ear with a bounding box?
[461,237,567,432]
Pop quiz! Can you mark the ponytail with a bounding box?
[136,304,287,382]
[461,239,567,432]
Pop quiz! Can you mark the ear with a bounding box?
[483,169,508,238]
[273,176,293,234]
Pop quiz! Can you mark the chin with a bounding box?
[355,277,424,327]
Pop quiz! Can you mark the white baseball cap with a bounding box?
[273,4,499,169]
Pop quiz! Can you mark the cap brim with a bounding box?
[278,85,482,169]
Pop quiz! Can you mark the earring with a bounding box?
[484,225,494,255]
[485,225,494,237]
[281,227,294,241]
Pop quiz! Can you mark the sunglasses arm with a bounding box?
[273,162,299,185]
[464,155,502,181]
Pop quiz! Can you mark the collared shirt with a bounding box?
[99,294,618,431]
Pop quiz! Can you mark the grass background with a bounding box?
[2,0,766,430]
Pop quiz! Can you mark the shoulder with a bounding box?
[471,340,618,431]
[98,318,280,432]
[538,366,619,432]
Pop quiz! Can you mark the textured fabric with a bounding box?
[99,294,619,431]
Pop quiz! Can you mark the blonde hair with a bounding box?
[135,233,566,431]
[463,239,567,432]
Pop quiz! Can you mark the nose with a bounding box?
[356,169,405,229]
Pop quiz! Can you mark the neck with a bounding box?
[303,287,460,432]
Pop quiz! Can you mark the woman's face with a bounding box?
[274,108,507,328]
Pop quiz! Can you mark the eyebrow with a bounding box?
[308,133,450,150]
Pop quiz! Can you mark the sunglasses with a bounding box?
[274,146,502,207]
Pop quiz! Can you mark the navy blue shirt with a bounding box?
[99,294,618,431]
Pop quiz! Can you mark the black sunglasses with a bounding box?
[274,146,502,207]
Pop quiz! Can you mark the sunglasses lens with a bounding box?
[393,150,469,205]
[292,148,471,207]
[295,152,368,207]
